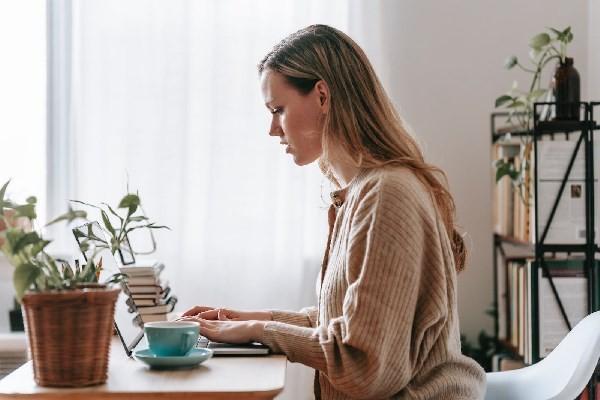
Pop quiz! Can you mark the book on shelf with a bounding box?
[535,137,600,245]
[537,259,592,358]
[498,257,599,363]
[495,123,528,135]
[492,140,532,242]
[491,353,526,372]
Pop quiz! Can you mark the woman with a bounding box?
[181,24,486,399]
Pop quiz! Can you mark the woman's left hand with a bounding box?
[177,316,266,344]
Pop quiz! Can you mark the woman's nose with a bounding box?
[269,117,282,136]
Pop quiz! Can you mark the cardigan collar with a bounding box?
[329,168,369,208]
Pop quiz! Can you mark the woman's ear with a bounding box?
[314,80,330,113]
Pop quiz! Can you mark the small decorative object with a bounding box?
[493,26,574,199]
[49,188,169,265]
[553,56,580,120]
[0,179,125,387]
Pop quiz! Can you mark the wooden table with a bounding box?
[0,338,287,399]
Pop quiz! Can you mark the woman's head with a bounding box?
[258,24,467,272]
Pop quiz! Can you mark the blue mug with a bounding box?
[144,321,199,357]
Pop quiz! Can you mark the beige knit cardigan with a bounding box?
[261,166,486,399]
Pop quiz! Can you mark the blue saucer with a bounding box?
[134,348,213,369]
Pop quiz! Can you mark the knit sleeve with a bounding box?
[260,175,447,398]
[270,306,317,328]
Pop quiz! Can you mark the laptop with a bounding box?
[72,221,269,357]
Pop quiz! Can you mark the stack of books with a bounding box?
[120,260,177,325]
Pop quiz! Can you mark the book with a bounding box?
[537,259,591,358]
[138,313,168,324]
[535,138,600,244]
[126,275,162,286]
[130,289,171,301]
[120,261,165,277]
[128,296,178,315]
[123,283,170,295]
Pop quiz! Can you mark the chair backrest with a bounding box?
[485,311,600,400]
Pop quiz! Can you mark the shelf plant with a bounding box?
[493,26,573,201]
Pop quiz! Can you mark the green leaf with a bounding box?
[80,258,97,282]
[528,88,547,100]
[0,180,10,216]
[529,32,551,49]
[146,224,170,230]
[129,215,148,222]
[495,160,518,183]
[103,272,127,286]
[507,100,527,109]
[495,95,513,108]
[13,232,42,253]
[62,262,74,280]
[70,199,100,209]
[101,210,116,237]
[101,202,124,224]
[26,196,36,205]
[13,263,40,301]
[503,55,518,69]
[14,204,36,220]
[79,240,90,253]
[30,239,51,257]
[118,194,140,210]
[529,47,542,61]
[565,31,573,43]
[549,27,562,37]
[110,237,120,255]
[46,206,87,226]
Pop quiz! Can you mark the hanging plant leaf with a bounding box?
[495,95,513,108]
[503,55,518,69]
[529,32,551,49]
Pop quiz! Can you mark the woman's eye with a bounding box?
[271,107,282,115]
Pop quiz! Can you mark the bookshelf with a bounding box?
[491,102,600,398]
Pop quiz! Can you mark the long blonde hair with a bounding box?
[258,25,466,272]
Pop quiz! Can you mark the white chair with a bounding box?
[485,311,600,400]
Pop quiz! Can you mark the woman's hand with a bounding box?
[181,305,272,322]
[178,317,266,344]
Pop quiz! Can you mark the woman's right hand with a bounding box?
[181,306,272,321]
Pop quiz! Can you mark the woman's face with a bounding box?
[260,69,327,166]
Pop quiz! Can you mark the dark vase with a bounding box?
[552,57,580,120]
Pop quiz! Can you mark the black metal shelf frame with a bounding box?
[491,102,600,398]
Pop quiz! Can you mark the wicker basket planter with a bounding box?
[21,287,120,387]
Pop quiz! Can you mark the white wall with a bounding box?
[357,0,590,341]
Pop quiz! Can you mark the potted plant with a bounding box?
[49,189,169,264]
[0,180,125,387]
[493,26,574,200]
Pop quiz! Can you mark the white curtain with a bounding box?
[50,0,352,311]
[48,1,353,398]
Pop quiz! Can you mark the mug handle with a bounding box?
[181,332,196,355]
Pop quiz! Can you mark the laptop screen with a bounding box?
[72,221,144,356]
